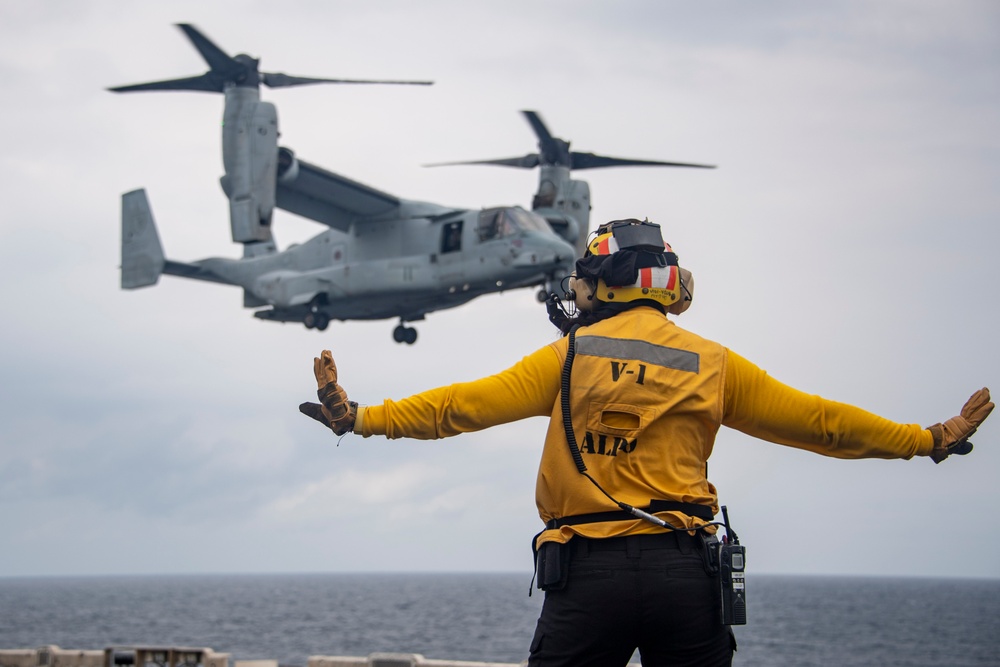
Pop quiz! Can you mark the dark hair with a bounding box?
[552,299,665,336]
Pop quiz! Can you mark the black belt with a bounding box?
[576,531,703,553]
[545,499,714,530]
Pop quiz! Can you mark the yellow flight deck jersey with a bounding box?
[356,306,934,548]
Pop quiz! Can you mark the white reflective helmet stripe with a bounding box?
[609,264,677,291]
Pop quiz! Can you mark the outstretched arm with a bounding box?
[301,343,565,440]
[358,343,564,439]
[722,349,943,460]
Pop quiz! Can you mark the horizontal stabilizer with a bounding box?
[163,260,234,285]
[121,189,165,289]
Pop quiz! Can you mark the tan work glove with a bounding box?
[298,350,357,436]
[927,387,993,463]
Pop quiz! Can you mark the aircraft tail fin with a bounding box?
[121,188,166,289]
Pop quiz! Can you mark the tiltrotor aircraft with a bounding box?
[114,24,713,343]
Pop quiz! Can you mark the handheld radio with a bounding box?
[710,506,747,625]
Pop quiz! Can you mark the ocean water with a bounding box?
[1,573,998,667]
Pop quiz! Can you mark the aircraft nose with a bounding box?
[511,233,576,269]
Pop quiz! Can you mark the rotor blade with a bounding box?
[176,23,237,73]
[424,154,540,169]
[569,152,717,170]
[108,73,224,93]
[262,72,433,88]
[521,110,569,164]
[521,110,555,145]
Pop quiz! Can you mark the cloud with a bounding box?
[262,462,446,520]
[0,0,997,578]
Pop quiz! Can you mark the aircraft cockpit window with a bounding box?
[478,207,551,242]
[478,209,503,241]
[441,220,463,253]
[506,206,552,233]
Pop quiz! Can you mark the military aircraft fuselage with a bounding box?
[113,24,712,344]
[189,202,574,323]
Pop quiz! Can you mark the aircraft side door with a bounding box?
[433,218,465,286]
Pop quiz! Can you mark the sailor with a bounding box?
[299,218,992,667]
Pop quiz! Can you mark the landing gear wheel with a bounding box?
[303,313,316,329]
[393,324,418,345]
[314,313,329,331]
[536,288,549,303]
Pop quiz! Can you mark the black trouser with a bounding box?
[528,532,736,667]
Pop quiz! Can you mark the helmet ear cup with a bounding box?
[571,276,597,312]
[667,267,695,315]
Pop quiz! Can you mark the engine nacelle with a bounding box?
[221,88,278,245]
[533,168,591,257]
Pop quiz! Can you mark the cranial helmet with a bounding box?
[574,219,694,315]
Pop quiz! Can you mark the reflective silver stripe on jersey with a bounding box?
[576,335,700,373]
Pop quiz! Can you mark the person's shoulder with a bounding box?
[540,334,570,360]
[658,314,726,352]
[671,321,723,344]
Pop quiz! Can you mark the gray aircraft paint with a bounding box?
[113,24,712,343]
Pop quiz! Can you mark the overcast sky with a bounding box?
[1,1,998,581]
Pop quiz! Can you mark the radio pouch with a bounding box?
[536,540,570,591]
